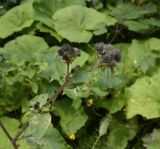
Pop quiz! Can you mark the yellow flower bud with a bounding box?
[69,134,76,140]
[87,99,93,105]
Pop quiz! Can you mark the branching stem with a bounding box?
[12,122,29,143]
[0,121,29,149]
[47,64,71,106]
[110,23,119,44]
[0,120,17,148]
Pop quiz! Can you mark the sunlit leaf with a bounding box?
[3,35,49,66]
[126,38,160,73]
[0,3,33,38]
[29,94,49,108]
[53,5,107,43]
[126,70,160,119]
[40,124,72,149]
[33,0,86,28]
[99,114,111,137]
[24,113,51,141]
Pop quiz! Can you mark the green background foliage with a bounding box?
[0,0,160,149]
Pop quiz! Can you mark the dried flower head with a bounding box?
[94,42,121,70]
[58,44,80,64]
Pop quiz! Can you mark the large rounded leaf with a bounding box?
[126,70,160,119]
[0,3,33,38]
[55,99,88,135]
[110,3,157,32]
[107,118,137,149]
[53,5,107,43]
[33,0,86,28]
[40,125,72,149]
[111,3,157,21]
[3,35,49,66]
[126,38,160,73]
[24,113,51,141]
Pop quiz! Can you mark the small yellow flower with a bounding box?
[69,134,76,140]
[87,99,93,105]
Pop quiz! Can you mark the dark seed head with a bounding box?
[103,44,114,51]
[33,102,40,110]
[94,42,105,54]
[114,50,121,62]
[74,48,81,57]
[102,51,112,63]
[58,44,80,64]
[94,42,121,70]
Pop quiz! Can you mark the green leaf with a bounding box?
[55,99,88,134]
[3,35,49,66]
[70,67,93,87]
[95,95,126,114]
[33,0,86,28]
[30,81,38,93]
[64,88,83,109]
[114,43,130,74]
[0,3,33,38]
[124,20,149,32]
[126,70,160,119]
[99,114,111,137]
[53,5,106,43]
[110,3,157,32]
[148,38,160,51]
[71,50,89,68]
[24,113,51,141]
[92,68,123,90]
[29,94,49,108]
[126,38,160,73]
[107,117,137,149]
[37,46,65,82]
[105,13,117,26]
[36,23,62,42]
[142,18,160,27]
[111,3,157,21]
[143,129,160,149]
[90,86,108,97]
[24,114,71,149]
[40,124,72,149]
[21,68,35,79]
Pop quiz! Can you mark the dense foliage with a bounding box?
[0,0,160,149]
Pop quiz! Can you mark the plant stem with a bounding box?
[47,64,71,106]
[91,136,101,149]
[67,63,70,76]
[0,120,18,149]
[90,59,104,71]
[12,122,29,143]
[110,23,119,44]
[47,79,69,105]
